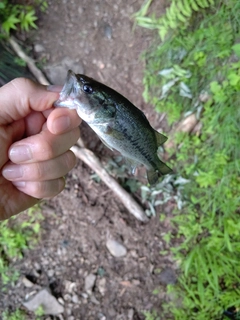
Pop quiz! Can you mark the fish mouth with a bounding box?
[54,70,80,109]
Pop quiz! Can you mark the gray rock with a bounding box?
[98,313,106,320]
[58,297,65,305]
[22,276,34,288]
[47,269,54,277]
[106,239,127,257]
[23,288,64,315]
[90,295,100,305]
[84,273,96,294]
[72,294,79,304]
[103,23,112,39]
[159,268,177,285]
[64,280,76,293]
[63,293,71,302]
[81,292,88,299]
[34,44,45,53]
[44,57,84,85]
[128,309,134,320]
[98,278,106,296]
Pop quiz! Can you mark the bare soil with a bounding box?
[0,1,178,319]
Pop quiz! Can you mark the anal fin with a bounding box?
[147,161,172,185]
[147,169,159,185]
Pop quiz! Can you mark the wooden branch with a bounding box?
[71,145,148,222]
[8,36,50,85]
[164,113,200,154]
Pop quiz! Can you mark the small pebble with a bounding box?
[22,277,34,288]
[34,44,45,53]
[103,23,112,39]
[98,278,106,296]
[23,288,64,315]
[58,297,65,305]
[72,294,79,304]
[47,269,54,277]
[84,274,96,294]
[63,294,71,302]
[90,295,100,305]
[106,239,127,257]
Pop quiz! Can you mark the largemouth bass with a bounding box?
[54,70,172,185]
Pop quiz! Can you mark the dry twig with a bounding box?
[164,113,201,157]
[71,144,148,222]
[8,36,50,85]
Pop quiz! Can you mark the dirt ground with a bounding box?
[0,1,178,319]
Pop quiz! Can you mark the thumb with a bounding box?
[0,78,59,125]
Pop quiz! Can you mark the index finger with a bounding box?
[0,78,59,125]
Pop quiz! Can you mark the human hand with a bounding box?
[0,78,81,220]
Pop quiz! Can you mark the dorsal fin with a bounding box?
[155,131,168,146]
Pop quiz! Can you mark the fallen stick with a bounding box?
[71,145,148,222]
[164,113,201,158]
[8,36,50,85]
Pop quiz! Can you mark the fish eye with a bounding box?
[83,84,93,94]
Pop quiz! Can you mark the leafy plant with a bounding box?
[134,0,215,40]
[35,305,45,319]
[143,310,160,320]
[135,0,240,319]
[0,205,43,285]
[0,0,48,36]
[2,309,27,320]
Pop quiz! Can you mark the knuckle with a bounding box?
[34,162,44,180]
[70,127,80,144]
[31,178,65,199]
[10,78,34,107]
[65,150,76,170]
[29,181,43,198]
[34,138,54,160]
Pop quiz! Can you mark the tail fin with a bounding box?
[147,161,172,185]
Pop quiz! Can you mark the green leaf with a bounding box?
[232,43,240,57]
[0,2,6,9]
[2,14,20,34]
[228,72,240,87]
[20,9,38,31]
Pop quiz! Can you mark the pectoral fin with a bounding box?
[99,137,114,150]
[124,157,140,174]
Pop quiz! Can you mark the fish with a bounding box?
[54,70,172,185]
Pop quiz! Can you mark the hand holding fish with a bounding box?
[0,78,81,220]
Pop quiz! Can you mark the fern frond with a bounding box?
[158,0,215,39]
[135,0,215,40]
[190,0,201,11]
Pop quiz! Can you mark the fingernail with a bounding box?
[2,165,23,179]
[52,116,71,134]
[47,85,62,92]
[12,181,26,188]
[9,145,32,163]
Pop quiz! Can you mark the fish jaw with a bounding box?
[54,70,97,122]
[53,70,81,110]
